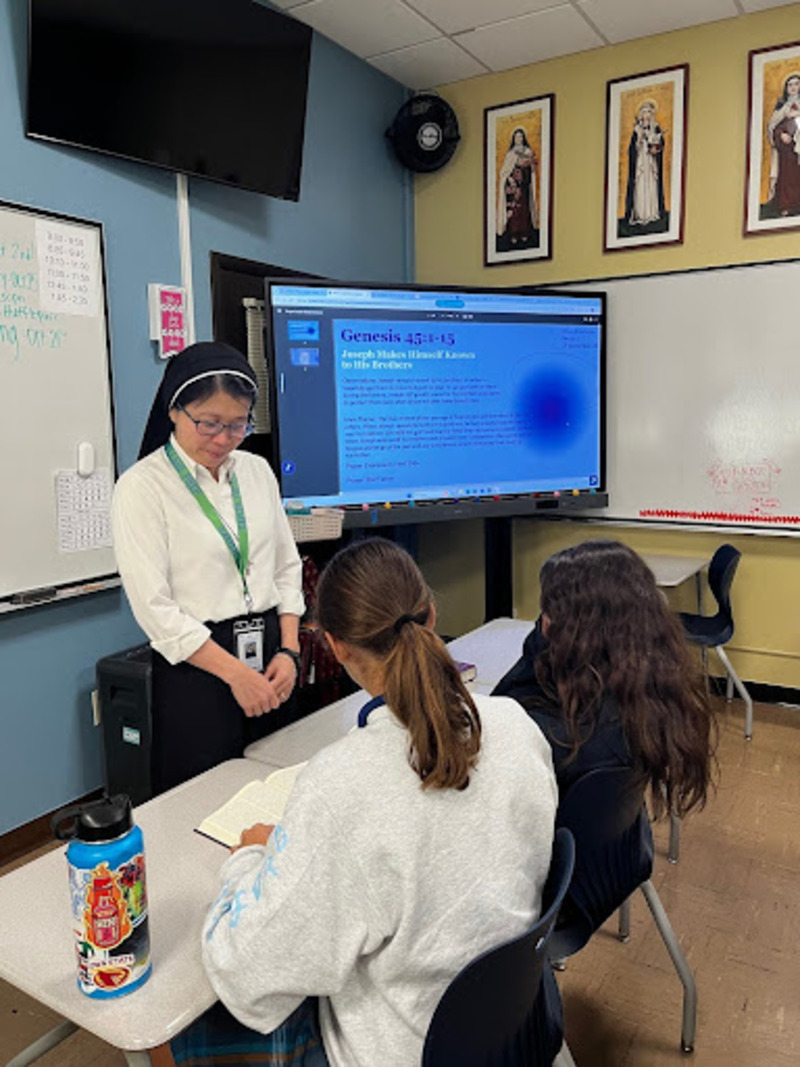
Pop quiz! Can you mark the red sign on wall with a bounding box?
[148,284,188,358]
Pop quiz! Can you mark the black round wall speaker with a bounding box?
[385,93,461,173]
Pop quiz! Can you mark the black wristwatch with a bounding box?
[276,647,302,672]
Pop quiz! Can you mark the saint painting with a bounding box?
[485,95,553,265]
[496,128,539,252]
[746,43,800,235]
[605,66,687,252]
[622,100,667,236]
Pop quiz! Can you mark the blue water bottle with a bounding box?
[52,794,151,998]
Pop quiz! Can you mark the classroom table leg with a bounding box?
[7,1020,78,1067]
[617,897,631,942]
[668,812,681,864]
[695,572,709,675]
[124,1051,154,1067]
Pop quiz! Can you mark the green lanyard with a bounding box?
[165,440,252,611]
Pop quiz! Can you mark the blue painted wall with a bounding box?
[0,0,410,834]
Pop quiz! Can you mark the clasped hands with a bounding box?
[230,651,297,717]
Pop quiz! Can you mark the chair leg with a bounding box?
[640,880,697,1053]
[715,646,754,740]
[618,896,631,942]
[553,1040,578,1067]
[668,812,681,864]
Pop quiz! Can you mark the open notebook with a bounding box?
[194,662,476,848]
[195,762,307,848]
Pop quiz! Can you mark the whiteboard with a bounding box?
[0,201,118,606]
[569,260,800,533]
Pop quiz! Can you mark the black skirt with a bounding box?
[151,609,280,794]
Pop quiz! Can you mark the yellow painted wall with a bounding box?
[416,5,800,687]
[415,4,800,286]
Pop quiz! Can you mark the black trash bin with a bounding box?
[96,644,153,805]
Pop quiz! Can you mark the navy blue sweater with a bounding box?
[492,618,631,793]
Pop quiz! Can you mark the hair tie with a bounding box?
[393,610,428,634]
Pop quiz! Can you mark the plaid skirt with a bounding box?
[171,998,330,1067]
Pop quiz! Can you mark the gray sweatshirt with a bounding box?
[202,693,558,1067]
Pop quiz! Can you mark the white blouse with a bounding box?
[111,436,304,664]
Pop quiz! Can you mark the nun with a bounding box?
[112,342,304,793]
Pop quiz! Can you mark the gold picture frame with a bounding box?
[745,41,800,234]
[484,94,554,266]
[604,65,688,252]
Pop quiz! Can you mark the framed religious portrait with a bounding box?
[484,94,554,266]
[604,65,688,252]
[745,41,800,235]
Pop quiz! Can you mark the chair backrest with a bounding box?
[707,543,741,623]
[422,828,575,1067]
[549,767,654,960]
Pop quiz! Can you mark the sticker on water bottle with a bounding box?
[69,852,150,996]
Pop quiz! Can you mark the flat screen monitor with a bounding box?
[27,0,312,200]
[265,281,607,527]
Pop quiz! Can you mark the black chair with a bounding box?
[679,543,753,740]
[422,828,576,1067]
[550,768,697,1054]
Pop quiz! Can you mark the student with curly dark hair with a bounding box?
[494,540,715,819]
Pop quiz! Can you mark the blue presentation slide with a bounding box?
[332,318,600,497]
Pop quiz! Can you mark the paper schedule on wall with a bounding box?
[35,219,100,317]
[0,200,117,608]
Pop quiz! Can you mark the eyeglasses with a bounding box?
[179,407,254,439]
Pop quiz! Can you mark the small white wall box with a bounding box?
[148,283,188,358]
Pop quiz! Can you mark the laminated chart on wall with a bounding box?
[56,470,113,553]
[0,201,118,607]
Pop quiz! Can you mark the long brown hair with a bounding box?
[316,539,481,791]
[536,540,715,818]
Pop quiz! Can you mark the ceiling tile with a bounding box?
[368,36,488,89]
[290,0,441,59]
[455,5,604,71]
[271,0,800,89]
[577,0,739,44]
[405,0,563,36]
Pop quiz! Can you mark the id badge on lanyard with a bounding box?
[234,617,265,672]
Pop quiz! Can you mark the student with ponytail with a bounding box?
[165,538,557,1067]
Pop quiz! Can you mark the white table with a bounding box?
[1,759,277,1067]
[245,617,533,768]
[640,553,708,612]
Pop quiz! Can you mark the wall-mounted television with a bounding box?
[265,281,607,528]
[27,0,312,200]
